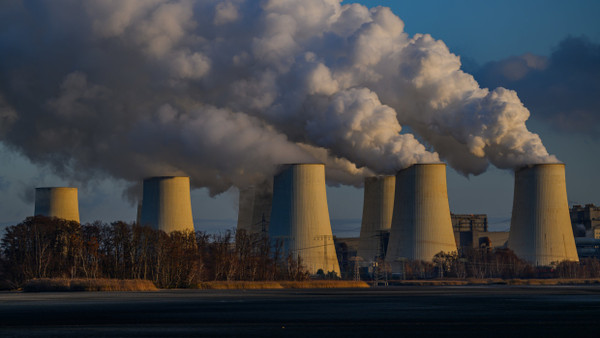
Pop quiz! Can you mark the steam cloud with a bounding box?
[0,0,556,197]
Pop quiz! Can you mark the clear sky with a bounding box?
[0,0,599,235]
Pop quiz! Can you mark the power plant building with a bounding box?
[570,204,600,237]
[139,176,195,233]
[269,164,341,275]
[34,187,80,222]
[452,214,488,249]
[385,163,457,270]
[508,163,578,265]
[357,176,395,265]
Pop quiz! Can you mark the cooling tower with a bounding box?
[236,184,272,236]
[357,176,395,265]
[139,176,195,233]
[269,164,341,275]
[34,187,80,222]
[508,163,578,265]
[385,164,457,269]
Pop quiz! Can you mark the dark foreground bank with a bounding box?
[1,286,599,337]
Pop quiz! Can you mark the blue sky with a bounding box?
[1,0,599,234]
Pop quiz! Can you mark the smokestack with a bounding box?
[385,164,457,269]
[139,176,195,233]
[236,184,273,236]
[357,176,395,265]
[508,163,578,265]
[269,164,341,275]
[34,187,80,222]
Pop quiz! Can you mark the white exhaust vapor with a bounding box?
[0,0,556,198]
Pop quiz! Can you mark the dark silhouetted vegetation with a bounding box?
[0,216,309,289]
[382,248,600,280]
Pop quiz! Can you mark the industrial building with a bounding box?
[34,187,80,222]
[570,204,600,238]
[269,164,341,275]
[139,176,195,233]
[452,214,487,249]
[385,163,457,271]
[508,163,579,266]
[357,176,395,266]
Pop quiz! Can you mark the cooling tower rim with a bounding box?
[35,187,78,190]
[365,174,395,179]
[514,162,565,172]
[142,175,190,181]
[396,162,446,172]
[364,175,395,182]
[278,162,325,166]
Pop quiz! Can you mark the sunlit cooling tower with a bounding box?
[34,187,80,222]
[357,176,395,266]
[508,163,578,265]
[269,164,341,275]
[140,176,194,233]
[237,185,272,236]
[385,164,457,270]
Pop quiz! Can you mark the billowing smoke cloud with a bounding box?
[475,36,600,138]
[0,0,556,198]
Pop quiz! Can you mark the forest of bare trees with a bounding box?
[2,216,600,289]
[0,216,309,289]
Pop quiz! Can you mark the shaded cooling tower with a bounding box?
[385,164,457,269]
[357,176,395,266]
[269,164,341,275]
[237,183,272,236]
[34,187,80,222]
[139,176,195,233]
[508,163,578,265]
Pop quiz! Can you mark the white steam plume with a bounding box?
[0,0,556,198]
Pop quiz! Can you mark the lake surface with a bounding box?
[1,285,599,337]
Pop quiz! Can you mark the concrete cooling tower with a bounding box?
[269,164,341,275]
[34,187,80,222]
[237,185,272,236]
[357,176,395,266]
[508,163,578,265]
[385,164,457,270]
[139,176,195,233]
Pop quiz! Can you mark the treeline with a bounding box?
[0,216,309,289]
[379,249,600,280]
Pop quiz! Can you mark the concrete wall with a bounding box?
[140,176,195,233]
[237,184,272,236]
[385,164,457,270]
[508,164,578,265]
[357,176,395,265]
[269,164,341,275]
[34,187,80,222]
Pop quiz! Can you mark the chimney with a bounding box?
[269,164,341,275]
[508,163,578,265]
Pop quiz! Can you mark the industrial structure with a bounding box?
[34,187,80,222]
[570,204,600,238]
[237,184,272,236]
[508,163,578,265]
[139,176,195,233]
[385,163,457,271]
[357,176,395,266]
[269,164,341,275]
[452,214,488,248]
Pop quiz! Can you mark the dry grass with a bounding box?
[23,278,158,292]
